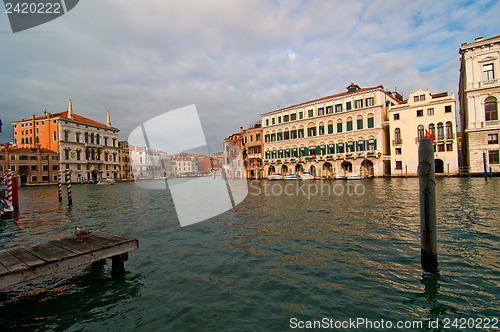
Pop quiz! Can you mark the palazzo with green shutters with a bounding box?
[261,83,402,178]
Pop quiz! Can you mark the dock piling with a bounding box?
[65,169,72,205]
[58,170,63,202]
[418,138,438,271]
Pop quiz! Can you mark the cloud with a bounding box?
[0,0,498,150]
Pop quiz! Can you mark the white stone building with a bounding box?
[388,90,459,176]
[459,35,500,174]
[261,84,401,178]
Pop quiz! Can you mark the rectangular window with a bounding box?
[354,99,363,109]
[31,176,37,182]
[266,119,269,126]
[278,116,281,124]
[308,109,314,118]
[446,143,453,151]
[365,97,374,107]
[326,106,333,114]
[346,102,352,111]
[76,133,80,143]
[335,104,342,113]
[445,105,452,113]
[393,113,400,120]
[317,108,324,116]
[483,63,494,80]
[395,161,402,170]
[76,150,81,160]
[64,131,69,141]
[299,112,303,119]
[31,165,37,171]
[53,131,57,141]
[65,150,69,160]
[414,96,419,102]
[489,150,499,164]
[283,115,289,122]
[438,144,445,152]
[488,134,499,144]
[290,113,296,121]
[427,108,434,116]
[395,148,402,155]
[416,110,423,117]
[272,118,275,125]
[256,133,261,141]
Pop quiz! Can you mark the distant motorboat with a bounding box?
[268,174,283,181]
[97,178,116,185]
[284,174,301,180]
[346,173,366,180]
[300,172,315,180]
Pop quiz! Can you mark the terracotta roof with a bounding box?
[431,92,448,99]
[2,147,58,154]
[13,111,119,130]
[268,85,385,114]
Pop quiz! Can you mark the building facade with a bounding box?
[118,140,133,180]
[0,143,59,186]
[389,90,459,176]
[241,122,264,179]
[12,100,120,183]
[130,145,168,179]
[459,35,500,174]
[169,153,198,177]
[261,84,401,178]
[223,132,245,178]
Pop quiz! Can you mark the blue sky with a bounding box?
[0,0,499,153]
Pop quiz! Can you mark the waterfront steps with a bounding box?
[0,231,138,289]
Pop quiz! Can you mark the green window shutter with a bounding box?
[346,102,352,110]
[337,123,342,133]
[328,124,333,134]
[357,119,363,130]
[368,117,374,128]
[316,146,320,155]
[374,139,377,150]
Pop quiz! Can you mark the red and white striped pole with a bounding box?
[65,169,72,205]
[57,170,63,202]
[2,173,6,185]
[7,170,13,205]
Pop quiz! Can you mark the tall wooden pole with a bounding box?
[65,169,72,206]
[418,138,438,271]
[58,170,63,202]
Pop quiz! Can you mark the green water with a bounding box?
[0,178,498,331]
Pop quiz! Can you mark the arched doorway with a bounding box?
[435,159,444,173]
[281,165,288,176]
[268,166,276,176]
[309,165,316,177]
[341,161,352,174]
[361,159,374,177]
[322,162,333,179]
[295,164,304,175]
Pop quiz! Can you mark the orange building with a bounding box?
[13,100,120,183]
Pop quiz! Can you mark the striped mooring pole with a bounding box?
[65,169,72,206]
[58,170,63,202]
[6,170,13,205]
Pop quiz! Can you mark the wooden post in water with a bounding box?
[483,152,488,180]
[58,170,63,202]
[65,169,72,206]
[418,138,438,271]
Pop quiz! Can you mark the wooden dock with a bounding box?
[0,231,139,289]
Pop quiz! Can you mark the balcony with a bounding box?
[482,120,500,128]
[481,78,499,88]
[392,139,402,146]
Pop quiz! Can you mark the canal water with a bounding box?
[0,178,498,331]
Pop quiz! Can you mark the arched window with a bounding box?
[21,137,24,144]
[91,133,95,144]
[357,115,363,130]
[367,113,374,128]
[428,124,435,139]
[318,122,325,135]
[96,134,100,144]
[298,125,304,138]
[85,132,89,143]
[394,128,401,143]
[327,120,334,134]
[337,119,343,133]
[437,122,444,140]
[446,121,453,139]
[485,96,498,121]
[307,122,316,137]
[417,125,425,141]
[346,117,353,131]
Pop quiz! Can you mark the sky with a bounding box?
[0,0,499,153]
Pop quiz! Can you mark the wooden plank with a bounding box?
[0,250,29,273]
[6,247,45,268]
[0,262,9,275]
[92,231,134,243]
[49,237,111,255]
[24,242,77,262]
[0,239,138,288]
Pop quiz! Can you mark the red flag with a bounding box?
[425,129,434,141]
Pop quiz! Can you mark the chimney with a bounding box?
[68,99,74,120]
[240,126,243,133]
[106,111,111,127]
[43,107,47,117]
[475,36,484,42]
